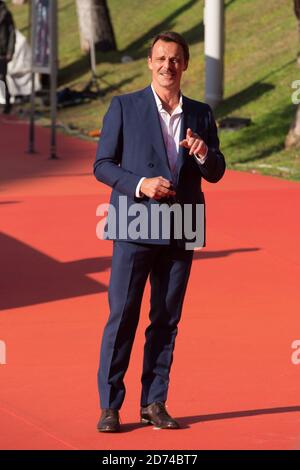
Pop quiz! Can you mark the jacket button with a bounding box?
[148,163,154,168]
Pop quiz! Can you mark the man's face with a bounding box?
[148,39,188,92]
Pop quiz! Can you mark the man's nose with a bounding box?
[163,58,173,67]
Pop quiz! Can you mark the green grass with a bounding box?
[8,0,300,181]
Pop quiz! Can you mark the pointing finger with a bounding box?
[186,128,193,138]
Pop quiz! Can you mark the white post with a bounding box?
[204,0,225,109]
[76,0,93,53]
[89,2,97,77]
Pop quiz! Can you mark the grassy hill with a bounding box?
[9,0,300,181]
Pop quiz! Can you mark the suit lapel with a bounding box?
[175,95,197,185]
[134,86,171,178]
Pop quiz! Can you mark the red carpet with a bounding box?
[0,115,300,450]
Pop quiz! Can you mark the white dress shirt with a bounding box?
[135,85,208,198]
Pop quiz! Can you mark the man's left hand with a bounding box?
[180,128,208,157]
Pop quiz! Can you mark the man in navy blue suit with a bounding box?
[94,31,225,432]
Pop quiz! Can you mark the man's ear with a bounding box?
[147,56,153,71]
[183,61,189,71]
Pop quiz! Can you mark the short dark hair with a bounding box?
[148,31,189,64]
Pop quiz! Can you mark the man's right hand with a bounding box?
[140,177,176,200]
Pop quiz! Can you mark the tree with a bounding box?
[285,0,300,148]
[292,0,300,66]
[76,0,116,53]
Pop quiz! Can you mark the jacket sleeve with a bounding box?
[198,105,226,183]
[93,96,142,199]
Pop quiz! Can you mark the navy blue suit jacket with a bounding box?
[94,85,225,248]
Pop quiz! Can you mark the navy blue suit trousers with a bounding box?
[98,241,194,409]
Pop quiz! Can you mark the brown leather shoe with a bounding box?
[97,409,120,432]
[140,402,180,429]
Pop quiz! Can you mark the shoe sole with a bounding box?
[97,427,120,433]
[141,418,152,425]
[140,418,179,429]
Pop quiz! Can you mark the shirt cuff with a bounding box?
[194,146,208,165]
[135,177,146,198]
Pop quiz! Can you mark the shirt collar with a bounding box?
[151,84,183,115]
